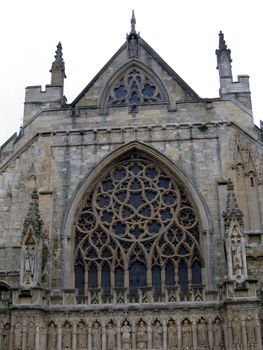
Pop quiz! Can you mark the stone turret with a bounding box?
[23,43,67,125]
[216,31,252,110]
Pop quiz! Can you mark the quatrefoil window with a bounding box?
[107,68,165,106]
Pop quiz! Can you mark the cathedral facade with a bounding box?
[0,13,263,350]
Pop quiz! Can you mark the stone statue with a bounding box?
[137,320,147,349]
[197,318,208,347]
[167,320,177,349]
[77,322,87,349]
[121,320,132,350]
[92,322,101,350]
[232,242,242,276]
[62,323,72,349]
[107,322,116,350]
[246,317,256,347]
[153,320,162,349]
[48,323,57,350]
[14,322,22,350]
[27,322,35,350]
[213,318,223,349]
[182,319,192,348]
[128,35,138,57]
[232,317,241,349]
[2,323,10,350]
[24,244,36,284]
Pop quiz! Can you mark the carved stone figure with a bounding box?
[2,323,10,350]
[182,319,192,348]
[213,318,223,349]
[153,320,162,349]
[62,322,72,349]
[77,322,87,349]
[137,320,147,349]
[232,317,241,349]
[232,242,243,276]
[128,35,138,57]
[246,317,256,347]
[167,320,177,349]
[48,323,57,350]
[92,322,101,350]
[27,322,35,350]
[14,322,22,350]
[107,322,116,350]
[121,320,132,350]
[197,318,208,347]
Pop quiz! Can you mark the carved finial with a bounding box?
[219,31,227,50]
[22,189,43,238]
[131,10,136,33]
[50,42,66,86]
[55,42,63,62]
[223,179,243,229]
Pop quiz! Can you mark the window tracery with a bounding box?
[75,154,203,298]
[107,68,165,107]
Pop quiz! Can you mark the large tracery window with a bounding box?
[75,154,203,298]
[107,67,165,107]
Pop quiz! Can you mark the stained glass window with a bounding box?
[75,153,202,298]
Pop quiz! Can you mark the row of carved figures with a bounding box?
[0,316,261,350]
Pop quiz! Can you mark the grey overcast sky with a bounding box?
[0,0,262,146]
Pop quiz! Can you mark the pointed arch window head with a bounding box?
[74,153,203,298]
[107,67,166,107]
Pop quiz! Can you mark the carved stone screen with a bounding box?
[75,154,202,299]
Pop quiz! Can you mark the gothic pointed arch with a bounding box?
[99,60,171,112]
[62,142,213,295]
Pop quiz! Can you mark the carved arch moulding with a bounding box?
[61,142,213,295]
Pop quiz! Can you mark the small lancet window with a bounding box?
[152,265,162,293]
[192,260,202,285]
[250,176,254,188]
[179,260,189,293]
[88,263,98,289]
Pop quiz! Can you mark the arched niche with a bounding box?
[61,141,213,292]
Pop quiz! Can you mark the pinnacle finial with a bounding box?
[131,10,136,33]
[219,31,227,51]
[55,41,63,62]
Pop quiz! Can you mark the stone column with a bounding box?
[241,318,247,350]
[131,320,136,350]
[57,322,62,350]
[88,322,92,350]
[162,319,167,350]
[225,318,232,350]
[35,325,40,350]
[177,319,182,350]
[147,319,152,349]
[0,324,3,350]
[22,321,27,350]
[41,326,47,350]
[102,321,106,350]
[8,325,14,350]
[255,316,262,350]
[208,318,213,349]
[192,320,198,350]
[72,321,77,350]
[116,320,121,350]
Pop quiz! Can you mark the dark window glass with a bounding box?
[115,267,124,288]
[192,260,202,285]
[88,264,98,288]
[152,265,162,293]
[101,264,111,295]
[165,261,175,286]
[129,261,147,294]
[179,260,188,293]
[75,265,85,295]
